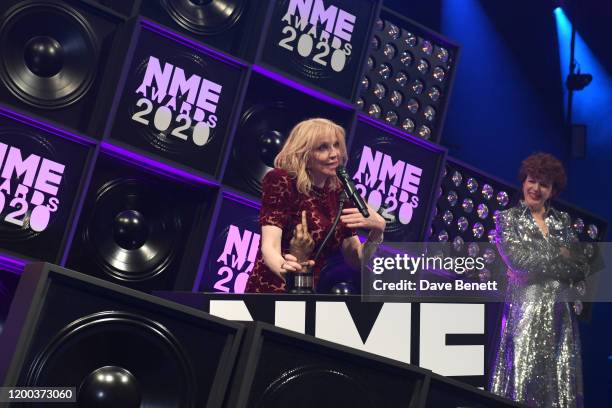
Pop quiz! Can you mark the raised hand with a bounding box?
[340,204,386,233]
[290,210,315,262]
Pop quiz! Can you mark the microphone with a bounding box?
[336,165,370,218]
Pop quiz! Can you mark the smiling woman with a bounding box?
[245,118,386,293]
[490,153,589,408]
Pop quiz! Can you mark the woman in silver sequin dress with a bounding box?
[490,153,589,408]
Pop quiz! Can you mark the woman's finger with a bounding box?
[341,213,363,221]
[284,254,298,262]
[285,261,303,272]
[340,214,363,223]
[295,223,303,240]
[342,208,359,215]
[301,211,309,233]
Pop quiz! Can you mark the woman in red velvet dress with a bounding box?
[245,118,386,293]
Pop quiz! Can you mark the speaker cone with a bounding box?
[161,0,245,35]
[0,2,98,108]
[25,311,196,407]
[231,102,296,195]
[84,178,182,281]
[256,365,376,408]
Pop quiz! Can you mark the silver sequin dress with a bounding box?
[490,201,589,408]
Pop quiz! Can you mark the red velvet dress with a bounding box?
[245,168,355,293]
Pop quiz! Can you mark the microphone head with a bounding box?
[336,165,348,177]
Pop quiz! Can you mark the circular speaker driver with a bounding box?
[0,2,98,108]
[84,178,182,282]
[256,365,377,408]
[25,311,196,407]
[232,101,301,195]
[161,0,245,35]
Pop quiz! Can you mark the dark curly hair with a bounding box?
[519,153,567,198]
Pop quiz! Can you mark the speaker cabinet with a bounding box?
[422,373,527,407]
[347,116,446,242]
[225,321,427,408]
[0,109,93,262]
[66,152,217,292]
[198,192,261,294]
[0,0,132,136]
[0,262,244,406]
[140,0,268,61]
[258,0,381,102]
[88,0,140,18]
[0,268,20,336]
[107,19,248,177]
[222,72,355,198]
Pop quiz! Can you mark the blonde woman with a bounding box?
[245,118,386,293]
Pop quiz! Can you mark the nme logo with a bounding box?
[352,146,422,225]
[279,0,355,72]
[132,56,223,147]
[0,142,64,232]
[214,225,260,293]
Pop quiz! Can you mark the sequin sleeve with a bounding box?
[495,209,583,282]
[259,169,296,229]
[551,212,590,280]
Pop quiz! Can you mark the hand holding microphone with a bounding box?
[336,165,370,218]
[336,166,386,236]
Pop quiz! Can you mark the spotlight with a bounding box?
[359,11,459,142]
[566,72,593,90]
[552,0,566,11]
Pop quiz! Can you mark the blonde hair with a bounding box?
[274,118,348,195]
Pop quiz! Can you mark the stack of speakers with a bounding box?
[0,0,463,295]
[0,263,527,407]
[0,0,603,295]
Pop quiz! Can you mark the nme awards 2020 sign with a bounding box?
[353,144,422,226]
[279,0,355,72]
[348,120,444,242]
[0,113,90,262]
[0,141,63,233]
[202,196,261,293]
[110,26,244,175]
[263,0,376,100]
[213,224,260,293]
[133,54,222,143]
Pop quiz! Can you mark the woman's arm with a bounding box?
[549,212,590,281]
[496,210,585,282]
[495,210,553,277]
[340,206,386,270]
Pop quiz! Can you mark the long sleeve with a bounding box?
[495,210,557,280]
[550,212,590,281]
[495,209,585,282]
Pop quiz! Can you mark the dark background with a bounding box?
[0,0,610,404]
[385,0,612,405]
